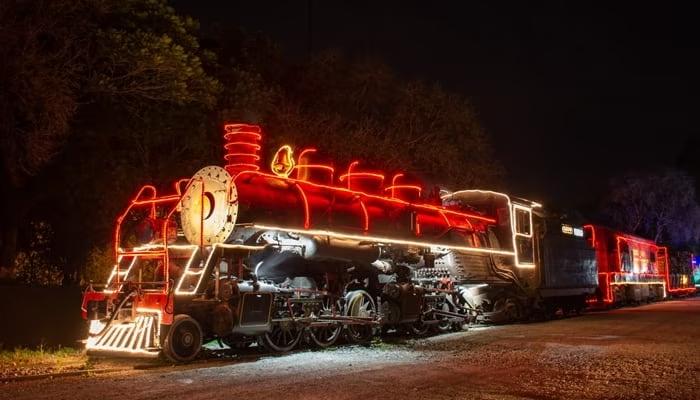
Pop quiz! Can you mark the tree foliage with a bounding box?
[15,222,64,286]
[0,0,220,281]
[603,169,700,247]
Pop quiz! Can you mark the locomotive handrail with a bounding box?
[131,196,181,206]
[113,181,194,294]
[117,250,167,256]
[132,185,158,203]
[174,178,191,196]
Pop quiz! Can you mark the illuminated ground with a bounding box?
[2,297,699,400]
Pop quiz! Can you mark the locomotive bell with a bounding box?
[180,165,238,245]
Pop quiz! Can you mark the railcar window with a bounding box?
[515,209,531,235]
[620,243,632,272]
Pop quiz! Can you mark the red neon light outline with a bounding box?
[359,200,369,232]
[339,161,385,192]
[387,174,422,198]
[224,142,261,149]
[297,148,318,164]
[339,172,386,181]
[390,173,403,198]
[294,148,335,182]
[224,124,262,173]
[231,169,496,224]
[385,185,423,196]
[439,211,451,227]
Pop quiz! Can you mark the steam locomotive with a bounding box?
[80,123,697,362]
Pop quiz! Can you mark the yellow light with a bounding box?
[270,145,295,177]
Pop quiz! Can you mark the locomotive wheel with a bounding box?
[309,298,342,348]
[492,296,523,324]
[259,320,303,353]
[503,298,522,322]
[162,314,203,363]
[433,301,454,333]
[409,319,430,336]
[344,290,376,343]
[309,322,342,348]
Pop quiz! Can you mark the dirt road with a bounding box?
[3,297,699,400]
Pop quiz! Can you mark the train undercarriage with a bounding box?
[83,239,477,362]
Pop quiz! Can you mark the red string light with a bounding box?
[224,123,262,174]
[232,169,496,224]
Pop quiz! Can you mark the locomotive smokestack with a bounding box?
[223,123,263,175]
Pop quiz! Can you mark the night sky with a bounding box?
[173,1,698,211]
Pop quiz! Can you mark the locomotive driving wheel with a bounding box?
[259,319,303,353]
[162,314,203,363]
[308,297,342,348]
[409,318,430,336]
[493,297,522,323]
[434,300,455,333]
[344,290,376,343]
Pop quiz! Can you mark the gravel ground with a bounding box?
[2,297,699,400]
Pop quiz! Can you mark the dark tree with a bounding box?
[0,0,219,281]
[603,169,700,247]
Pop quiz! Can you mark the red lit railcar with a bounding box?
[584,225,688,305]
[668,250,698,296]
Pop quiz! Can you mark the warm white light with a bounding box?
[86,308,161,356]
[174,243,266,295]
[89,320,106,335]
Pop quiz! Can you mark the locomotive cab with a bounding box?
[440,190,597,321]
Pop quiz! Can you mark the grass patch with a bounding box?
[0,346,87,378]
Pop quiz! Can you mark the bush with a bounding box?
[82,245,114,285]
